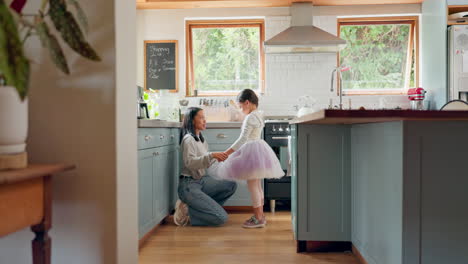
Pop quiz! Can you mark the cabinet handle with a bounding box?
[144,135,151,141]
[160,135,165,140]
[153,152,159,156]
[171,135,175,139]
[217,133,227,139]
[272,136,289,140]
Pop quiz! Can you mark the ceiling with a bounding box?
[137,0,425,10]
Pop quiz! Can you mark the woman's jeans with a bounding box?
[178,176,237,226]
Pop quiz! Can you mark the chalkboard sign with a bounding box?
[144,40,178,92]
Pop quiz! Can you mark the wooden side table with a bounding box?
[0,164,75,264]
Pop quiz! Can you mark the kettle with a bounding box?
[137,85,149,119]
[138,102,149,119]
[296,95,317,117]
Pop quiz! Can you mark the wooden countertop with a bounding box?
[290,109,468,125]
[0,164,75,185]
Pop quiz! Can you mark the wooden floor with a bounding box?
[139,211,360,264]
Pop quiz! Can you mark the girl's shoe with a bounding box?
[174,200,190,226]
[242,215,266,228]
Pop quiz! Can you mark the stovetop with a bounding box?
[264,121,291,135]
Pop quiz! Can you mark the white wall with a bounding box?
[137,4,421,116]
[422,0,448,110]
[115,0,138,263]
[0,0,138,263]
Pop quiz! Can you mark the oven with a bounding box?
[264,121,291,212]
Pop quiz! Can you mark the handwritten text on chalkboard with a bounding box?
[145,41,178,91]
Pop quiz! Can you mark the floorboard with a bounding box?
[139,212,360,264]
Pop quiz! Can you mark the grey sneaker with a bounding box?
[174,200,190,226]
[242,216,266,228]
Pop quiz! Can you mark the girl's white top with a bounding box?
[230,110,264,151]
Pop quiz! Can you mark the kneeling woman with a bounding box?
[174,107,237,226]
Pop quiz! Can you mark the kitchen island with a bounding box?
[290,110,468,264]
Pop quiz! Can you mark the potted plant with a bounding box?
[0,0,100,169]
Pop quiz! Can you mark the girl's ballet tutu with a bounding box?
[208,140,285,181]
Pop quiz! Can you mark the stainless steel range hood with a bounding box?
[264,2,346,53]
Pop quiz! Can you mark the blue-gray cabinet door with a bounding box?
[297,124,351,241]
[153,147,169,225]
[138,149,154,238]
[208,143,257,206]
[168,146,179,210]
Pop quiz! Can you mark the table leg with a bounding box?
[31,226,51,264]
[31,175,52,264]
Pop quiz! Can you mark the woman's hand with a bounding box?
[223,148,235,157]
[212,152,228,162]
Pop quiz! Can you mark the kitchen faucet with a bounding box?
[330,66,349,110]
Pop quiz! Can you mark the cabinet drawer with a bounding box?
[204,129,241,144]
[138,128,172,149]
[138,129,157,150]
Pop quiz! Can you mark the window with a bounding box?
[338,17,419,95]
[186,20,265,96]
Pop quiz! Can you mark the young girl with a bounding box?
[217,89,284,228]
[174,107,237,226]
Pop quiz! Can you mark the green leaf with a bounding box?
[49,0,100,61]
[36,17,70,75]
[0,0,30,100]
[66,0,88,34]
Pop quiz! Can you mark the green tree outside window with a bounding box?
[339,21,416,92]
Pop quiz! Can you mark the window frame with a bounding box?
[337,16,420,96]
[185,19,265,97]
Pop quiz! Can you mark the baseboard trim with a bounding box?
[296,241,352,253]
[294,240,368,264]
[352,244,369,264]
[138,216,169,249]
[223,206,252,212]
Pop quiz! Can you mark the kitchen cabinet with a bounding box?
[138,128,179,239]
[204,128,261,207]
[290,110,468,263]
[290,125,298,237]
[351,122,404,264]
[168,138,180,210]
[290,124,351,247]
[351,121,468,264]
[138,148,155,239]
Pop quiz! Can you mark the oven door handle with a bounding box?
[286,136,292,177]
[271,136,289,140]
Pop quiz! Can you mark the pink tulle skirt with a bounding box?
[208,140,285,181]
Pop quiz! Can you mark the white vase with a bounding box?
[0,86,28,155]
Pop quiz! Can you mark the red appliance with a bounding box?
[408,88,427,110]
[408,88,426,101]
